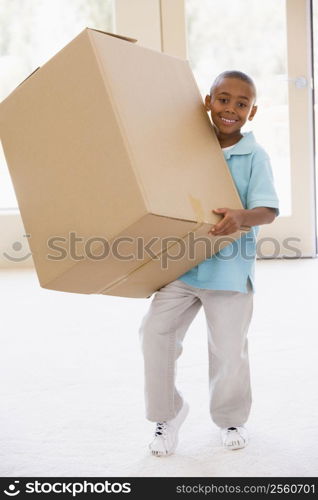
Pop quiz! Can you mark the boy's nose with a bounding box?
[224,105,235,113]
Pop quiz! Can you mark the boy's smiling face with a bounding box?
[205,77,257,147]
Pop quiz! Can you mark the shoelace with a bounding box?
[155,421,168,437]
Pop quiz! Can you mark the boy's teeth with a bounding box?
[221,117,236,123]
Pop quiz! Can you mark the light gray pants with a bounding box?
[138,278,254,428]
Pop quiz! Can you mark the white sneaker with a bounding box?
[149,401,189,457]
[221,426,248,450]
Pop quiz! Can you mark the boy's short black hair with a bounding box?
[210,70,257,102]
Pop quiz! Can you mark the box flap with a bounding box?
[16,66,41,89]
[86,27,137,43]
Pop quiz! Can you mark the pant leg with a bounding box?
[201,283,254,428]
[138,279,202,422]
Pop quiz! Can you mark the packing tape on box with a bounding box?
[187,193,205,224]
[188,193,251,233]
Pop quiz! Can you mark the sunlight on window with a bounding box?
[0,0,114,210]
[313,2,318,233]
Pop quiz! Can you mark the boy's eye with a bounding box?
[238,102,247,108]
[218,98,228,103]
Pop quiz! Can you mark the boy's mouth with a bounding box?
[220,116,238,125]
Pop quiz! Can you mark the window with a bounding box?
[0,0,114,210]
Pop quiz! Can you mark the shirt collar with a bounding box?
[222,131,256,160]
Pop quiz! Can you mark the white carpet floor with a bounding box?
[1,258,318,477]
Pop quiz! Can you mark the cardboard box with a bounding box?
[0,28,249,298]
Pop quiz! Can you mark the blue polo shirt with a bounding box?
[177,131,279,293]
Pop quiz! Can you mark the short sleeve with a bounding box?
[247,152,280,216]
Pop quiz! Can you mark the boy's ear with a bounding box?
[204,94,211,111]
[248,104,258,121]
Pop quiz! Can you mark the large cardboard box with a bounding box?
[0,28,249,298]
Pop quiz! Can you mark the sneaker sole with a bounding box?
[224,441,247,451]
[223,435,248,451]
[150,402,189,457]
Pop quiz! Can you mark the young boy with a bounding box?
[138,71,279,456]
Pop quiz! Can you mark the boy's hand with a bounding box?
[209,208,245,236]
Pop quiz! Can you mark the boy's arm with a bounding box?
[209,206,276,236]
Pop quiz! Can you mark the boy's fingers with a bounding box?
[219,225,235,235]
[211,225,235,236]
[213,208,228,215]
[210,219,230,234]
[214,216,229,230]
[213,223,232,235]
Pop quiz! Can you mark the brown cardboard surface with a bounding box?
[90,29,244,221]
[87,28,137,43]
[0,28,249,298]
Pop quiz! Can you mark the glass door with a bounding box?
[313,0,318,244]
